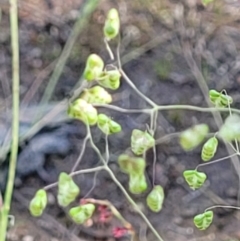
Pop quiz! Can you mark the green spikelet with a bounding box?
[146,185,164,212]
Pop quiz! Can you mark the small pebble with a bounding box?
[22,235,34,241]
[185,227,193,235]
[166,156,178,166]
[173,217,183,225]
[47,192,56,206]
[51,239,59,241]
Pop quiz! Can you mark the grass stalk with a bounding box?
[0,0,20,240]
[39,0,100,105]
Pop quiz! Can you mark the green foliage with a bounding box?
[69,204,95,224]
[154,58,172,80]
[131,129,155,155]
[27,5,237,235]
[98,69,121,90]
[209,89,233,108]
[183,170,207,190]
[57,172,80,207]
[118,154,146,175]
[146,185,164,213]
[68,98,98,126]
[104,8,120,41]
[218,114,240,142]
[29,189,47,217]
[97,114,122,135]
[194,211,213,230]
[118,154,147,194]
[83,54,104,82]
[80,86,112,104]
[129,173,148,194]
[201,0,214,6]
[201,137,218,162]
[179,124,209,151]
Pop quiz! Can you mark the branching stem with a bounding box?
[196,153,238,170]
[105,166,164,241]
[44,166,105,190]
[205,205,240,212]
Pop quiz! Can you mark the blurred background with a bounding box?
[1,0,240,240]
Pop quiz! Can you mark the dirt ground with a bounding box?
[1,0,240,241]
